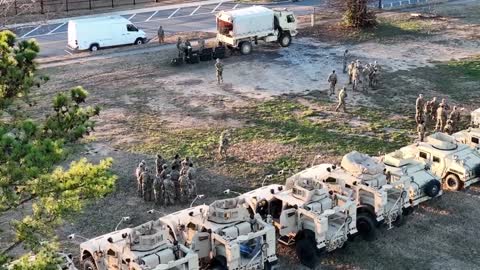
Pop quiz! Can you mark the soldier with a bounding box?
[180,157,190,175]
[158,164,168,180]
[343,49,349,74]
[335,87,347,113]
[163,174,176,206]
[218,129,230,159]
[153,174,164,205]
[444,120,453,135]
[179,173,189,203]
[172,154,181,170]
[176,37,184,58]
[327,70,338,96]
[435,105,447,131]
[347,61,355,85]
[417,121,426,142]
[415,94,425,116]
[215,58,224,84]
[429,97,438,121]
[157,26,165,44]
[142,167,154,202]
[198,38,205,52]
[448,106,461,131]
[187,163,197,197]
[439,98,450,111]
[415,111,423,125]
[155,154,165,177]
[170,165,181,200]
[135,160,146,197]
[352,65,360,91]
[423,102,430,127]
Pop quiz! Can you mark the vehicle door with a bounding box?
[418,151,435,173]
[105,248,120,269]
[430,155,444,176]
[279,206,297,236]
[125,24,140,44]
[191,231,211,259]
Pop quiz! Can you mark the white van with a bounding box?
[68,16,147,51]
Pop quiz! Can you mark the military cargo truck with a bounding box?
[79,221,199,270]
[240,182,356,268]
[383,151,442,206]
[398,132,480,191]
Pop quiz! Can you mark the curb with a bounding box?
[3,0,233,29]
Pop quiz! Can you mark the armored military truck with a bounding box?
[398,132,480,191]
[286,152,410,237]
[79,221,199,270]
[382,150,442,206]
[452,128,480,151]
[158,198,277,270]
[240,182,357,268]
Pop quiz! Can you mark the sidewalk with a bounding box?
[4,0,232,29]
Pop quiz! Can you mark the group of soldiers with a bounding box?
[415,94,462,141]
[135,154,197,206]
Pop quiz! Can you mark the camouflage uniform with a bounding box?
[429,97,438,121]
[444,120,453,135]
[347,61,355,85]
[163,175,176,205]
[172,155,181,170]
[180,158,190,175]
[218,130,230,159]
[417,122,425,142]
[179,174,190,203]
[170,167,181,200]
[157,26,165,44]
[215,59,224,84]
[198,38,205,52]
[415,94,424,117]
[448,106,461,131]
[187,164,197,197]
[439,98,450,112]
[155,154,165,176]
[435,106,447,131]
[327,70,338,96]
[352,66,360,91]
[135,161,146,197]
[343,50,349,74]
[335,87,347,112]
[142,169,154,202]
[176,37,184,58]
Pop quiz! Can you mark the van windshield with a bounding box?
[127,24,138,32]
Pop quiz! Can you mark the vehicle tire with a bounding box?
[135,38,145,45]
[444,174,462,191]
[295,230,317,269]
[356,212,376,241]
[239,41,252,55]
[210,255,227,270]
[278,32,292,47]
[89,44,99,52]
[82,257,97,270]
[424,179,441,197]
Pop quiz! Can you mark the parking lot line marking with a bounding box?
[211,2,222,13]
[146,11,158,22]
[64,49,73,55]
[232,3,239,9]
[168,8,180,19]
[128,13,136,20]
[21,25,41,38]
[47,22,66,35]
[190,5,201,15]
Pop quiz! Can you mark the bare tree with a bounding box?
[328,0,378,28]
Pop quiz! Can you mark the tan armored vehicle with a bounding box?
[240,182,357,268]
[471,108,480,128]
[286,152,410,238]
[398,132,480,191]
[79,221,199,270]
[452,128,480,151]
[158,198,277,270]
[382,151,442,206]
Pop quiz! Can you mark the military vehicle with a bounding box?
[286,152,410,237]
[158,198,278,270]
[398,132,480,191]
[240,182,357,268]
[471,108,480,128]
[452,128,480,151]
[382,150,442,206]
[79,221,199,270]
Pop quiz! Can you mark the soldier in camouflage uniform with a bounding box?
[352,65,360,92]
[172,154,181,170]
[448,106,461,132]
[135,160,146,197]
[417,121,426,142]
[439,98,450,111]
[443,120,453,135]
[155,154,165,177]
[187,163,197,197]
[153,172,164,205]
[179,172,189,203]
[335,87,347,113]
[343,49,349,74]
[218,129,230,159]
[180,157,190,175]
[198,38,205,52]
[142,167,154,202]
[416,94,425,117]
[347,61,355,85]
[215,58,224,84]
[170,165,181,200]
[327,70,338,96]
[163,174,176,206]
[435,105,447,131]
[428,97,438,121]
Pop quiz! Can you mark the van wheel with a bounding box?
[444,174,462,191]
[239,41,252,55]
[424,179,441,197]
[89,44,99,52]
[356,212,376,241]
[135,38,145,45]
[278,32,292,47]
[295,230,317,268]
[82,257,97,270]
